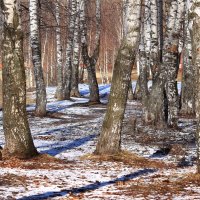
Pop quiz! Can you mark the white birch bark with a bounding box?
[181,0,195,115]
[150,0,159,80]
[55,1,64,100]
[63,0,77,99]
[71,0,81,97]
[137,0,149,102]
[29,0,47,116]
[192,0,200,173]
[81,0,101,103]
[164,0,185,127]
[95,0,141,155]
[1,0,38,158]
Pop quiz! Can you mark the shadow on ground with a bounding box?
[18,168,156,200]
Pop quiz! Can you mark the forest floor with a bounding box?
[0,82,200,200]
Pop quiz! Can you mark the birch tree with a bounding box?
[71,0,81,97]
[29,0,47,116]
[181,0,195,115]
[95,0,141,155]
[63,0,77,99]
[150,0,160,81]
[192,0,200,173]
[164,0,185,127]
[146,0,185,127]
[1,0,38,159]
[81,0,101,103]
[55,1,64,100]
[137,0,149,104]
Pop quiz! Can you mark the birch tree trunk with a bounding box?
[81,0,100,103]
[165,0,185,127]
[63,0,76,99]
[150,0,159,81]
[95,0,141,155]
[71,0,81,97]
[192,0,200,173]
[146,0,184,127]
[181,0,195,115]
[29,0,47,117]
[55,1,64,100]
[138,0,149,106]
[1,0,38,159]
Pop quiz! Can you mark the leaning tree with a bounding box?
[1,0,38,159]
[95,0,141,155]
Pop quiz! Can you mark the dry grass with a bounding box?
[122,173,200,198]
[0,154,73,170]
[81,150,175,169]
[0,173,30,187]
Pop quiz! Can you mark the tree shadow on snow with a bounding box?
[39,134,97,156]
[80,84,111,96]
[17,168,156,200]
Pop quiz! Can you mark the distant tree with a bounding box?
[63,0,77,99]
[81,0,101,103]
[137,0,149,105]
[55,1,64,100]
[29,0,47,116]
[71,0,81,97]
[1,0,38,159]
[95,0,141,155]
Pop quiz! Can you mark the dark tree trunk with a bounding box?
[71,63,81,97]
[81,0,101,103]
[82,43,100,103]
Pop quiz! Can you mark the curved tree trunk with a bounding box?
[30,0,47,117]
[2,0,38,159]
[81,0,100,103]
[95,0,141,155]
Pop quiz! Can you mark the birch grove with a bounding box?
[2,0,200,173]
